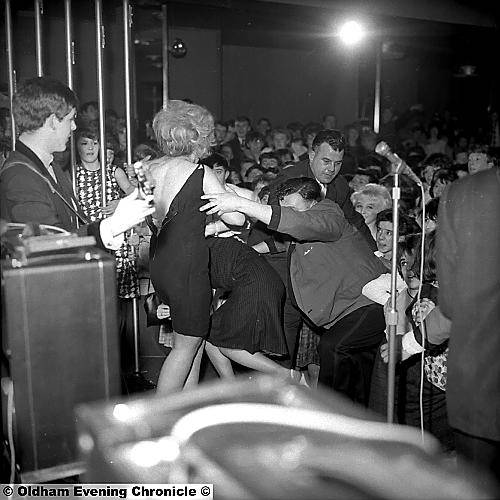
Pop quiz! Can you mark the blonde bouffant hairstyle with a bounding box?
[153,100,214,160]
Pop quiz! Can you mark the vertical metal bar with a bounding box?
[386,173,401,423]
[123,0,133,166]
[373,40,382,134]
[95,0,107,206]
[34,0,44,76]
[124,0,141,375]
[5,0,16,150]
[161,3,169,108]
[64,0,77,196]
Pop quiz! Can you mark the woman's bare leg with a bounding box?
[205,342,236,379]
[219,347,290,377]
[183,340,205,390]
[156,332,203,396]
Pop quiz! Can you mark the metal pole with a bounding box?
[161,3,169,107]
[64,0,77,196]
[123,0,141,375]
[5,0,16,150]
[123,0,133,167]
[34,0,44,76]
[373,40,382,134]
[95,0,107,206]
[386,173,401,423]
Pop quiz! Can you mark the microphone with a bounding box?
[375,141,422,186]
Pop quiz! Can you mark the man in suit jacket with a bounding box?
[437,166,500,485]
[276,129,375,249]
[0,77,153,249]
[225,115,251,165]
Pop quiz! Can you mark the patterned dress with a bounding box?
[75,163,139,298]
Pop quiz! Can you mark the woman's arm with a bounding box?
[114,166,136,195]
[203,166,245,226]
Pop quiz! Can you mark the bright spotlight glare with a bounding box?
[338,21,365,45]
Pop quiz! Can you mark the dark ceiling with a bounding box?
[10,0,498,63]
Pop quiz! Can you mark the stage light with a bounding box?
[338,21,365,45]
[170,38,187,58]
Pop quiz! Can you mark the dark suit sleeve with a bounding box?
[268,202,345,242]
[333,175,377,250]
[2,167,106,249]
[436,184,459,320]
[1,168,65,227]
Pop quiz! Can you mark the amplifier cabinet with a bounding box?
[1,250,121,478]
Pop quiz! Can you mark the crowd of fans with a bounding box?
[1,91,499,482]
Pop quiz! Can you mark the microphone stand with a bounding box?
[386,171,400,423]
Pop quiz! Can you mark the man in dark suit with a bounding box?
[0,77,153,248]
[276,129,375,249]
[225,115,251,165]
[437,166,500,486]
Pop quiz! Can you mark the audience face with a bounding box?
[376,221,393,258]
[309,142,344,184]
[423,165,439,185]
[246,167,264,183]
[272,132,288,150]
[279,151,293,164]
[360,133,377,152]
[80,104,98,124]
[349,174,370,193]
[77,135,99,163]
[214,123,227,144]
[248,137,264,156]
[400,251,420,291]
[235,120,250,139]
[468,152,491,175]
[353,194,386,226]
[261,156,279,171]
[117,127,127,150]
[347,127,359,145]
[106,147,114,165]
[240,160,255,180]
[424,216,437,234]
[220,145,234,162]
[322,114,337,129]
[227,170,242,185]
[305,132,316,149]
[212,164,228,184]
[224,124,236,142]
[256,119,271,137]
[431,177,449,198]
[280,192,313,212]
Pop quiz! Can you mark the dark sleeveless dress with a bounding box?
[207,237,288,356]
[149,165,211,337]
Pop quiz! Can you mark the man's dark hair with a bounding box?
[276,177,321,202]
[376,209,420,237]
[422,152,452,170]
[246,131,265,144]
[235,115,250,125]
[311,129,346,152]
[13,77,79,134]
[259,151,280,163]
[202,152,229,170]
